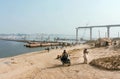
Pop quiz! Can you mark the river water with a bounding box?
[0,40,45,58]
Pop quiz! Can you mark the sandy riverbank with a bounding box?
[0,44,120,79]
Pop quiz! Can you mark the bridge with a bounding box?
[76,24,120,43]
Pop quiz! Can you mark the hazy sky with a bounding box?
[0,0,120,35]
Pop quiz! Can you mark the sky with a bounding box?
[0,0,120,36]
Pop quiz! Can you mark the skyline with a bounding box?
[0,0,120,35]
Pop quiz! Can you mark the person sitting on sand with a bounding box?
[83,48,89,64]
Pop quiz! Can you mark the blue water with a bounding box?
[0,40,45,58]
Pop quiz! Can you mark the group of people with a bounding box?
[60,48,89,65]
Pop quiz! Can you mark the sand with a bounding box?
[0,44,120,79]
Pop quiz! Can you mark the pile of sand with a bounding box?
[90,55,120,70]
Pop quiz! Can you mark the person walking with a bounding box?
[83,48,89,64]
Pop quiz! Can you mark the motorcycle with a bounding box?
[60,55,71,66]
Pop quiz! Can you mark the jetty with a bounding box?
[24,42,61,48]
[0,38,72,48]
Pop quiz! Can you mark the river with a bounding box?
[0,40,45,58]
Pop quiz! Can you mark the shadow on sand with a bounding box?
[46,63,86,69]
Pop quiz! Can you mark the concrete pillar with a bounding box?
[107,27,110,38]
[90,27,92,40]
[118,32,119,38]
[76,28,78,43]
